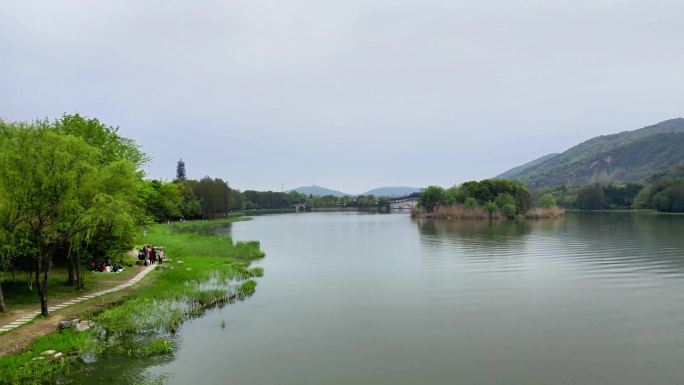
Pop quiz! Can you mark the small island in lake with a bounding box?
[412,179,564,220]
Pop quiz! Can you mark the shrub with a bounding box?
[464,197,477,208]
[418,186,445,213]
[502,204,517,218]
[576,184,605,210]
[537,193,556,208]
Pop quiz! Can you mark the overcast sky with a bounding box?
[1,0,682,193]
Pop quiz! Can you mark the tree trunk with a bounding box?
[26,270,32,291]
[35,255,52,317]
[66,246,74,285]
[75,250,84,290]
[35,264,47,317]
[0,280,6,312]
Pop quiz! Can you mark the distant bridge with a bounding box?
[293,203,307,213]
[389,192,420,210]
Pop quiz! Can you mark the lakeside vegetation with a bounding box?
[416,176,684,218]
[242,190,391,212]
[537,177,684,213]
[143,165,395,220]
[0,114,277,326]
[414,179,564,220]
[0,217,264,384]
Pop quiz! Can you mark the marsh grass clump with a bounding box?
[135,339,173,357]
[237,280,257,299]
[248,266,264,278]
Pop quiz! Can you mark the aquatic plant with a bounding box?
[135,339,173,357]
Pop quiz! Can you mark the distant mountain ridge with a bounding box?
[362,186,421,197]
[290,185,422,197]
[291,185,351,197]
[496,118,684,189]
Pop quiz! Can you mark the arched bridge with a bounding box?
[389,192,420,210]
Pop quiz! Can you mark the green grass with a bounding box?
[0,329,94,384]
[0,216,264,384]
[135,339,173,358]
[168,216,250,235]
[248,267,264,278]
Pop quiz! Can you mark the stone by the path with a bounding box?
[42,350,56,356]
[73,320,95,332]
[58,318,81,330]
[54,352,64,359]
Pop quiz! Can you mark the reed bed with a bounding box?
[413,205,507,220]
[525,206,565,219]
[412,205,565,220]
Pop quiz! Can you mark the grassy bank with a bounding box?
[0,217,264,384]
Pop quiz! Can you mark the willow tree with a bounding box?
[64,160,140,289]
[54,114,147,284]
[418,186,445,213]
[0,124,139,316]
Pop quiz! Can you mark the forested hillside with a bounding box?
[498,118,684,188]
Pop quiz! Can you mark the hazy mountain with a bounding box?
[362,187,421,197]
[496,153,560,179]
[291,185,351,197]
[498,118,684,189]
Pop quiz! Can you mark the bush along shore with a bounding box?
[413,179,565,220]
[0,217,264,384]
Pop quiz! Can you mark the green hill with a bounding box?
[291,185,351,197]
[362,187,421,197]
[496,153,560,179]
[498,118,684,189]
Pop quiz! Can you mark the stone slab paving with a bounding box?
[0,265,155,334]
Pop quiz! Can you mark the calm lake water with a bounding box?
[74,212,684,385]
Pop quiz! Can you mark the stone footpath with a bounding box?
[0,264,155,334]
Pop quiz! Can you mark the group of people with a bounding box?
[138,244,165,265]
[89,257,124,273]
